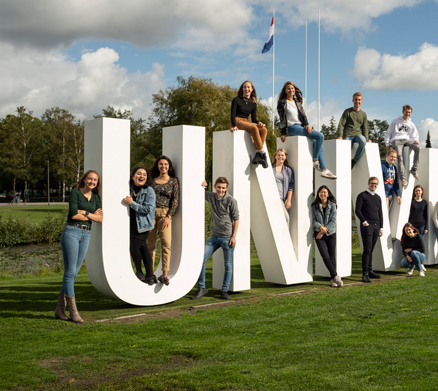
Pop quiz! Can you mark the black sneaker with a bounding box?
[368,271,381,279]
[158,275,170,286]
[144,275,158,285]
[251,152,261,165]
[191,288,208,299]
[221,291,231,300]
[260,152,269,169]
[351,159,356,170]
[362,273,371,283]
[136,271,145,281]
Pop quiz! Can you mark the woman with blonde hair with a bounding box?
[55,170,103,323]
[277,81,336,180]
[272,148,294,222]
[230,80,268,168]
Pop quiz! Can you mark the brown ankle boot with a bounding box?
[54,292,68,321]
[65,295,84,323]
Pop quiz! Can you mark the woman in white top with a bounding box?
[277,81,336,180]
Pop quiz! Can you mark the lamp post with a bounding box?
[47,160,50,206]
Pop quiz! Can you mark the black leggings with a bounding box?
[130,232,154,277]
[315,232,337,279]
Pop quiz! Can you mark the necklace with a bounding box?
[133,190,140,197]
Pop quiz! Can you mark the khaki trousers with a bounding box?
[146,207,172,271]
[235,117,267,150]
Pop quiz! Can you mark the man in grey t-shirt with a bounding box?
[192,177,239,300]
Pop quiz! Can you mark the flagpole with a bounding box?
[317,10,320,132]
[272,9,275,129]
[305,21,307,113]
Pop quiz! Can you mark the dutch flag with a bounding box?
[262,16,274,54]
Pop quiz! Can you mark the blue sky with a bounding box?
[1,0,437,144]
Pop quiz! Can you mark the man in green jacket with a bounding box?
[337,92,371,169]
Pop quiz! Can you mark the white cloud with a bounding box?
[0,43,166,120]
[418,118,438,147]
[0,0,255,53]
[254,0,425,34]
[353,43,438,90]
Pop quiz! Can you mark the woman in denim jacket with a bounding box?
[277,81,336,180]
[312,185,342,287]
[123,167,157,285]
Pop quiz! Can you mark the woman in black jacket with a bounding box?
[277,81,336,180]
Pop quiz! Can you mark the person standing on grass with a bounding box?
[192,177,239,300]
[147,156,179,286]
[382,149,402,212]
[400,222,426,277]
[408,185,428,239]
[272,148,294,223]
[277,81,337,180]
[55,170,103,323]
[123,167,157,285]
[312,185,343,288]
[384,105,420,187]
[355,177,383,283]
[433,202,438,245]
[337,92,370,170]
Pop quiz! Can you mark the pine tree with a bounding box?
[426,131,432,148]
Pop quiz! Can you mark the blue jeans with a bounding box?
[60,225,91,297]
[345,135,366,162]
[198,235,234,292]
[401,250,426,271]
[287,124,326,170]
[414,226,425,239]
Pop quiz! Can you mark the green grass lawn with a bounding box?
[0,205,67,225]
[1,248,437,390]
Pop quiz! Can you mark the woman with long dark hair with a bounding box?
[123,167,157,285]
[147,156,179,286]
[272,148,294,223]
[55,170,103,323]
[312,185,342,287]
[408,184,428,238]
[400,222,426,276]
[277,81,336,180]
[230,80,269,168]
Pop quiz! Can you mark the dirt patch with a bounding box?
[38,355,197,390]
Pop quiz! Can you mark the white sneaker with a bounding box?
[330,279,337,287]
[422,265,426,271]
[419,271,425,277]
[321,170,337,180]
[334,275,343,287]
[407,268,414,276]
[402,179,408,187]
[313,161,322,171]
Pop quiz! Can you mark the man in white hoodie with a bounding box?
[384,105,420,187]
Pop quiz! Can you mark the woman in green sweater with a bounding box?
[54,170,103,323]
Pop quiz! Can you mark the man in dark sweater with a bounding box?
[192,177,240,300]
[355,177,384,283]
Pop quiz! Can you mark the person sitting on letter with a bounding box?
[384,105,420,187]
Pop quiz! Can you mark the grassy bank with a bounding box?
[0,205,66,225]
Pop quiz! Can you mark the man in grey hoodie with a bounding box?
[192,177,239,300]
[384,105,420,187]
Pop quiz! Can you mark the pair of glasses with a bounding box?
[369,182,378,185]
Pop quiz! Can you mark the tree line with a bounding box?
[2,76,417,201]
